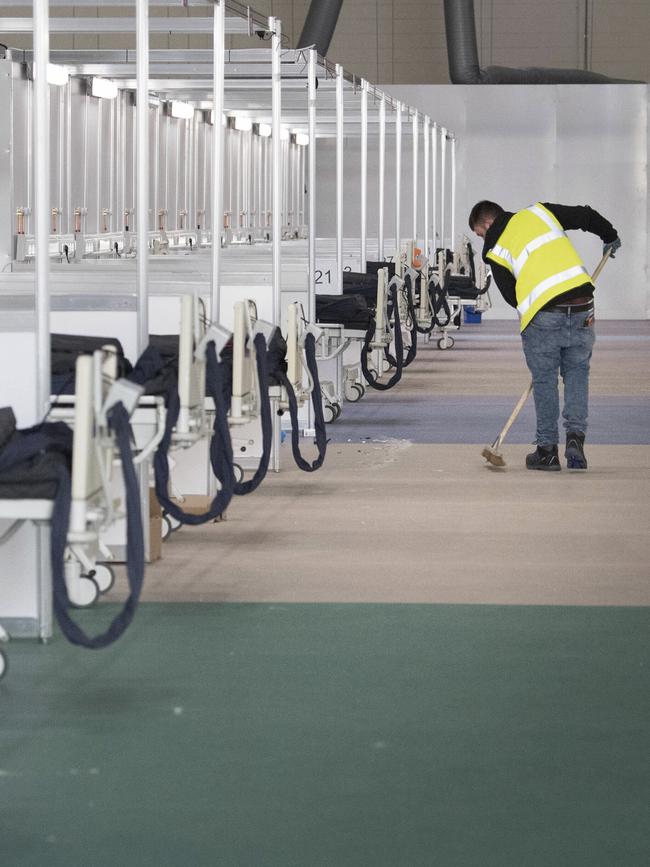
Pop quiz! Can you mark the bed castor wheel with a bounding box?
[332,402,341,420]
[91,563,115,594]
[233,463,244,484]
[323,403,337,424]
[69,575,100,608]
[437,336,455,350]
[344,382,364,402]
[162,515,173,540]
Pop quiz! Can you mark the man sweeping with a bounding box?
[469,200,621,471]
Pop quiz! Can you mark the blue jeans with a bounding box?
[521,305,596,447]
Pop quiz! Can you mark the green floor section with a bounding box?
[1,603,649,867]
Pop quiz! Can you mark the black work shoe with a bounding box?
[565,432,587,470]
[526,445,561,471]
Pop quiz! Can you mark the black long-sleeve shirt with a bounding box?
[482,203,619,309]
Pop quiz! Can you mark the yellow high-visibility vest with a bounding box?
[486,203,589,331]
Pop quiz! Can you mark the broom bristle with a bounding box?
[482,446,506,467]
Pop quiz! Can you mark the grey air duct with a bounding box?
[297,0,345,57]
[444,0,642,84]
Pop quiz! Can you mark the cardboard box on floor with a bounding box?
[148,488,163,562]
[171,495,226,520]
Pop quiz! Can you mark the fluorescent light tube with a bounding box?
[294,132,309,146]
[47,63,69,86]
[170,100,194,120]
[256,122,272,137]
[233,115,253,132]
[90,77,118,100]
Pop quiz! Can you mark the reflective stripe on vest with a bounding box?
[486,203,589,331]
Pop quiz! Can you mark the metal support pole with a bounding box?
[378,94,385,261]
[440,127,447,252]
[201,120,207,226]
[163,113,169,226]
[412,110,418,244]
[109,98,115,232]
[96,98,103,233]
[57,87,64,235]
[271,16,282,325]
[136,0,149,354]
[360,79,368,271]
[450,133,456,254]
[211,0,225,320]
[335,64,344,293]
[26,80,32,234]
[307,48,316,320]
[152,104,159,234]
[395,101,402,270]
[300,143,306,226]
[34,0,50,421]
[34,0,52,641]
[432,122,438,254]
[235,130,241,229]
[116,90,123,230]
[423,115,430,263]
[256,133,262,229]
[66,80,72,234]
[174,120,181,231]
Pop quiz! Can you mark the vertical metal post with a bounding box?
[256,133,262,230]
[34,0,50,422]
[152,104,159,235]
[136,0,149,354]
[360,79,368,271]
[202,120,207,225]
[235,130,241,229]
[163,113,170,227]
[423,115,429,264]
[450,133,456,253]
[412,110,418,244]
[431,122,438,254]
[131,100,136,215]
[293,142,299,228]
[109,97,115,232]
[378,94,385,260]
[440,127,447,251]
[211,0,225,320]
[307,48,316,319]
[116,90,122,230]
[187,114,198,231]
[271,16,282,325]
[34,0,52,641]
[96,98,103,233]
[395,100,402,269]
[300,141,306,227]
[26,81,32,234]
[57,87,64,235]
[174,120,181,231]
[335,63,344,293]
[264,135,269,228]
[66,80,72,234]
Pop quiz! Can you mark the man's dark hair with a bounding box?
[469,200,504,231]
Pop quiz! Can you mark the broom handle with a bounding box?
[590,249,611,283]
[496,382,533,447]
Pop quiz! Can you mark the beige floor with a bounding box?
[112,321,650,608]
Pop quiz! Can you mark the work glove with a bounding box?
[603,237,621,259]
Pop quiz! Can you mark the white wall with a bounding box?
[315,84,649,319]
